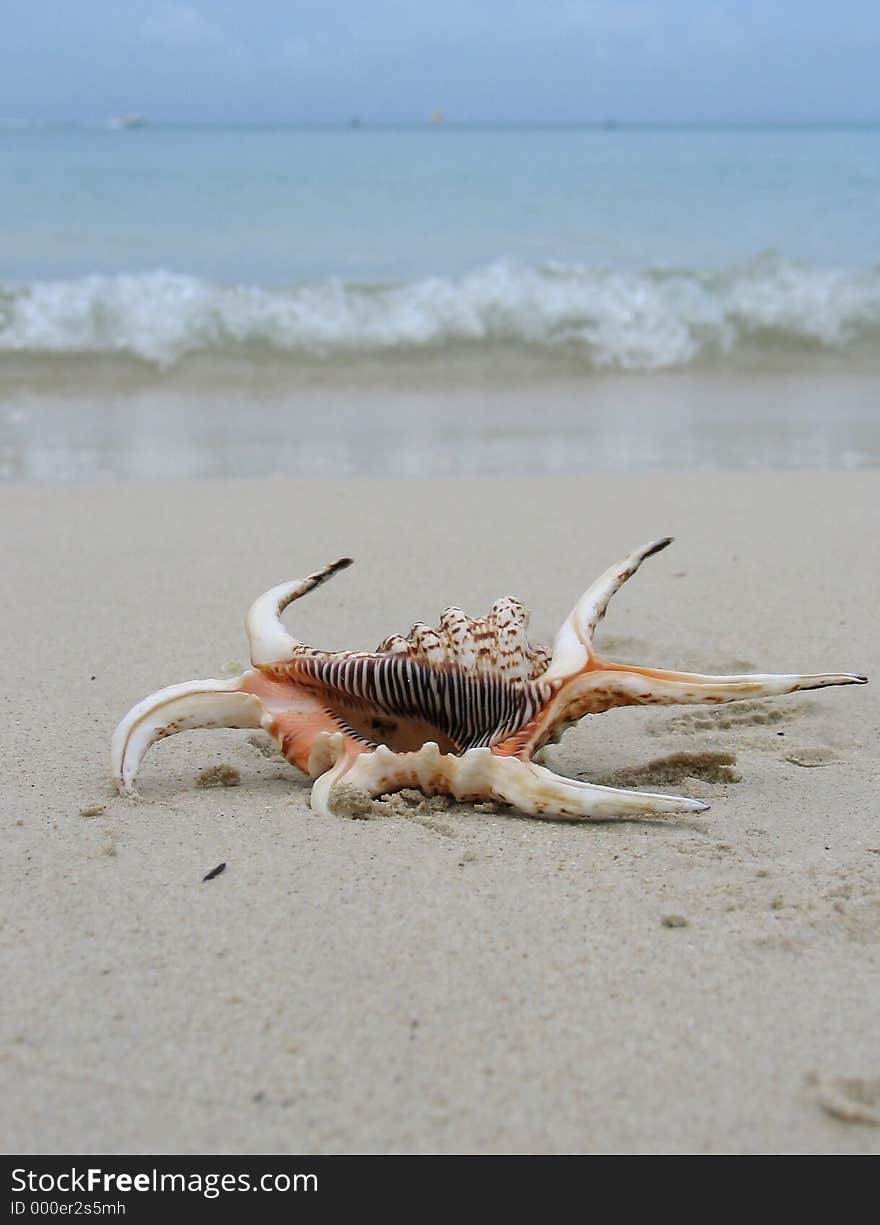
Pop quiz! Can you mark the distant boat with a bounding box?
[430,109,444,126]
[108,114,147,130]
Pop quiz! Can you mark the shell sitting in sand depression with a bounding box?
[112,539,867,821]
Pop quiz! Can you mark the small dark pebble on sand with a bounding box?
[202,862,226,882]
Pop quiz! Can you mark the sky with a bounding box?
[2,0,879,124]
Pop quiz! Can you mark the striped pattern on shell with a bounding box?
[292,650,553,752]
[277,598,553,753]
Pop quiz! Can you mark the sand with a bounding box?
[1,471,879,1154]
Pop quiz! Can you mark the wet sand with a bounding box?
[2,364,879,480]
[1,472,879,1153]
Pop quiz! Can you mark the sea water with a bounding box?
[1,123,879,476]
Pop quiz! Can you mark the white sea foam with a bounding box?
[2,255,879,371]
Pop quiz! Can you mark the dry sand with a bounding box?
[1,471,879,1154]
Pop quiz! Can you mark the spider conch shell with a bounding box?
[112,541,866,821]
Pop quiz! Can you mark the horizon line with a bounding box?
[4,117,880,129]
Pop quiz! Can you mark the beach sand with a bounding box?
[2,470,879,1153]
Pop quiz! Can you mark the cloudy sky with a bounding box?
[2,1,878,123]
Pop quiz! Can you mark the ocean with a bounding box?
[2,122,879,477]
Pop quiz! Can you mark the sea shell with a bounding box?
[112,540,866,821]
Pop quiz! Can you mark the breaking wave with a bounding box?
[2,254,880,371]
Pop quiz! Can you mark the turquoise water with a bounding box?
[4,123,880,281]
[2,123,879,478]
[1,123,879,373]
